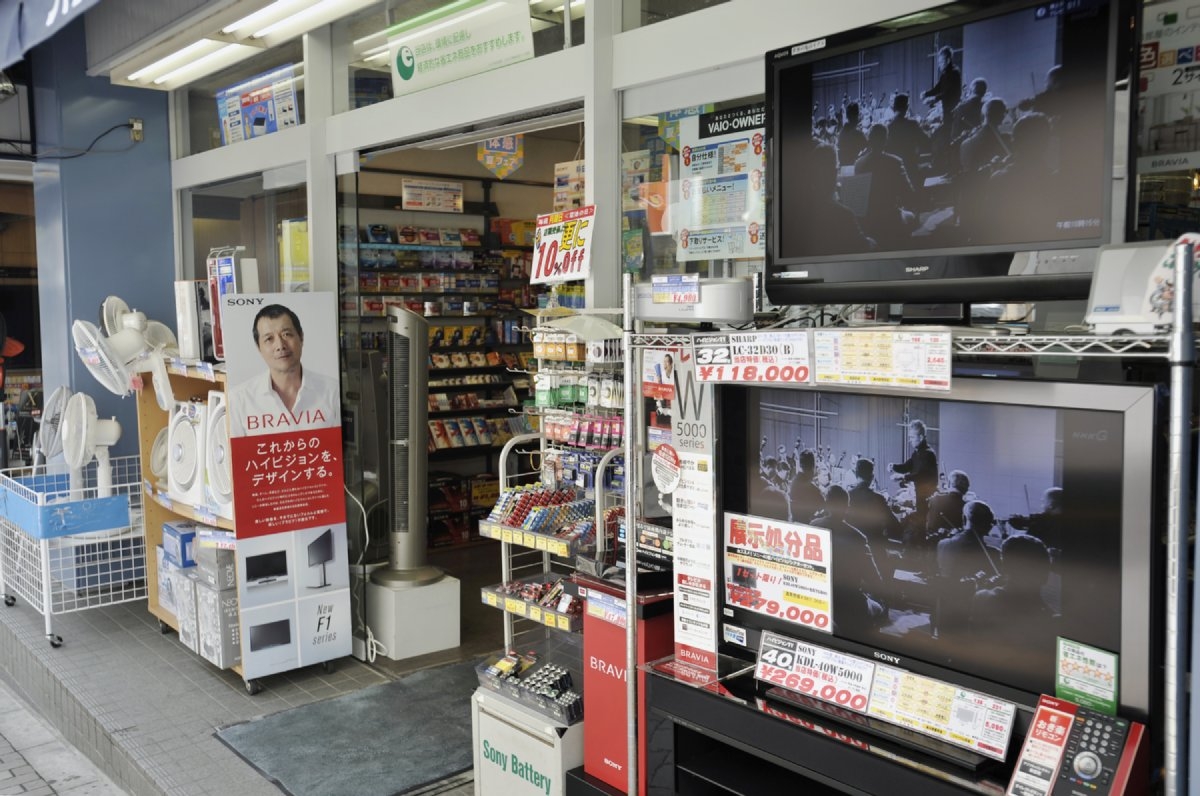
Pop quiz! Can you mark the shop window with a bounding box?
[333,0,585,114]
[180,43,306,157]
[183,173,309,293]
[621,95,765,285]
[620,0,729,31]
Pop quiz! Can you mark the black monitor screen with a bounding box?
[718,378,1157,717]
[245,550,288,581]
[307,529,334,567]
[249,619,292,651]
[765,0,1129,303]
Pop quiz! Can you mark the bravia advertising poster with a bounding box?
[221,292,351,678]
[1138,0,1200,174]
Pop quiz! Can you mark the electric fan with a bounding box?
[72,319,174,411]
[61,392,121,498]
[150,427,169,483]
[31,385,71,467]
[100,296,179,353]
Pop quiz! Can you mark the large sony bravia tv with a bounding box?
[765,0,1136,304]
[717,378,1159,725]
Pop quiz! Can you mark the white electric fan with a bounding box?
[60,392,121,499]
[31,385,72,467]
[150,427,170,484]
[100,296,178,354]
[72,317,174,412]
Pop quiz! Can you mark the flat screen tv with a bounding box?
[245,550,288,584]
[307,528,335,589]
[765,0,1136,305]
[716,378,1159,727]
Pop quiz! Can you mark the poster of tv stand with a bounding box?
[764,0,1136,305]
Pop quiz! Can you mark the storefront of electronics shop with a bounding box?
[64,0,1190,794]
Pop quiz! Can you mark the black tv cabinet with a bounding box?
[644,665,1012,796]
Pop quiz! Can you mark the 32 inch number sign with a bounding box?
[755,631,876,714]
[531,205,595,284]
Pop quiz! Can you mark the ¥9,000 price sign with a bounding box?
[755,631,876,714]
[530,205,595,284]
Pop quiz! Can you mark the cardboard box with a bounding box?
[194,542,237,591]
[162,520,199,568]
[195,580,241,669]
[171,567,200,653]
[155,546,179,618]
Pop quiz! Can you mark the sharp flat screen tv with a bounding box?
[307,528,335,589]
[765,0,1136,305]
[716,378,1159,731]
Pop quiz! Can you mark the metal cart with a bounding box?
[0,455,147,646]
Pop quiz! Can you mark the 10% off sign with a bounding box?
[755,630,875,713]
[530,205,595,284]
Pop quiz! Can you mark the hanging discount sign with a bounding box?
[530,205,595,284]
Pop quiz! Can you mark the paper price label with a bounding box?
[694,332,812,384]
[529,605,543,623]
[553,541,569,557]
[535,535,548,551]
[501,529,514,544]
[523,533,537,549]
[556,615,571,631]
[168,358,188,376]
[652,273,700,304]
[197,362,216,381]
[543,612,557,627]
[504,598,527,617]
[755,632,874,713]
[484,592,498,607]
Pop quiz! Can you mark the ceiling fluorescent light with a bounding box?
[352,0,485,54]
[223,0,314,35]
[253,0,370,39]
[389,3,502,47]
[416,109,584,150]
[127,39,224,82]
[153,43,260,87]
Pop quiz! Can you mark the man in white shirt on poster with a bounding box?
[229,303,341,437]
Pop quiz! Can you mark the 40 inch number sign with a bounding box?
[531,205,595,284]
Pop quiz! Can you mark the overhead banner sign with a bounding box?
[4,0,104,70]
[389,0,534,97]
[215,65,300,146]
[477,134,524,179]
[401,178,464,213]
[530,205,594,284]
[221,292,351,678]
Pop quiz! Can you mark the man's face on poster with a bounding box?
[256,314,304,377]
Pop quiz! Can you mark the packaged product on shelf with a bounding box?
[450,353,470,368]
[430,353,451,369]
[360,297,386,316]
[472,417,493,446]
[419,228,441,245]
[378,272,401,292]
[359,273,380,292]
[486,351,502,366]
[447,326,464,346]
[468,352,488,367]
[460,420,480,447]
[611,416,624,448]
[428,326,445,346]
[366,224,393,243]
[398,273,421,291]
[196,580,240,669]
[460,228,481,247]
[466,326,484,346]
[443,419,466,448]
[162,521,200,568]
[420,273,444,292]
[557,373,576,406]
[429,420,451,450]
[397,225,419,243]
[453,250,473,269]
[440,228,463,246]
[171,567,201,653]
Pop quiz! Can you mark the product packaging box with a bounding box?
[195,579,241,669]
[162,521,200,568]
[194,541,237,591]
[171,567,201,653]
[155,546,180,618]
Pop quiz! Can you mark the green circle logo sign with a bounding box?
[396,46,416,81]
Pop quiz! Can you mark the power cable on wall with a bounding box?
[1,122,138,161]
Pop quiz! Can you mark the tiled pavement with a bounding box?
[0,544,498,795]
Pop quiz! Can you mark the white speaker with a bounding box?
[174,280,213,362]
[205,391,234,521]
[167,399,209,509]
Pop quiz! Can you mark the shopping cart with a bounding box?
[0,456,147,646]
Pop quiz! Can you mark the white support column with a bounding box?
[304,25,339,294]
[584,0,622,310]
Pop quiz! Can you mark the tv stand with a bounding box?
[309,561,330,589]
[644,664,1012,796]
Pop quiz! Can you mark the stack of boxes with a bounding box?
[156,520,241,670]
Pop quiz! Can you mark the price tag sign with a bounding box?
[197,361,216,381]
[694,331,812,384]
[168,358,189,376]
[504,597,527,617]
[813,329,951,391]
[501,529,515,544]
[652,273,700,304]
[724,513,833,634]
[754,631,875,713]
[529,605,543,623]
[484,592,498,607]
[530,205,594,284]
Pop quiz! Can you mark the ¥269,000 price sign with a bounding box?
[755,630,876,714]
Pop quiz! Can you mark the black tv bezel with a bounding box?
[763,0,1137,306]
[245,550,288,581]
[713,377,1159,726]
[307,528,335,567]
[248,618,292,651]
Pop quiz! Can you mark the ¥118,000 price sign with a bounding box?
[755,631,876,714]
[693,331,812,384]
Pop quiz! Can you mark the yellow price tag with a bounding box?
[529,605,543,623]
[483,523,501,539]
[543,612,556,627]
[501,529,514,544]
[554,542,569,558]
[485,592,498,607]
[556,615,571,631]
[523,533,537,549]
[504,598,527,617]
[535,536,548,551]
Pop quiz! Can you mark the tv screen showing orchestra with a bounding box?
[765,0,1123,299]
[717,379,1156,717]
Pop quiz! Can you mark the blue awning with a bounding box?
[2,0,107,70]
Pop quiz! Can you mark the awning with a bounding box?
[1,0,107,70]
